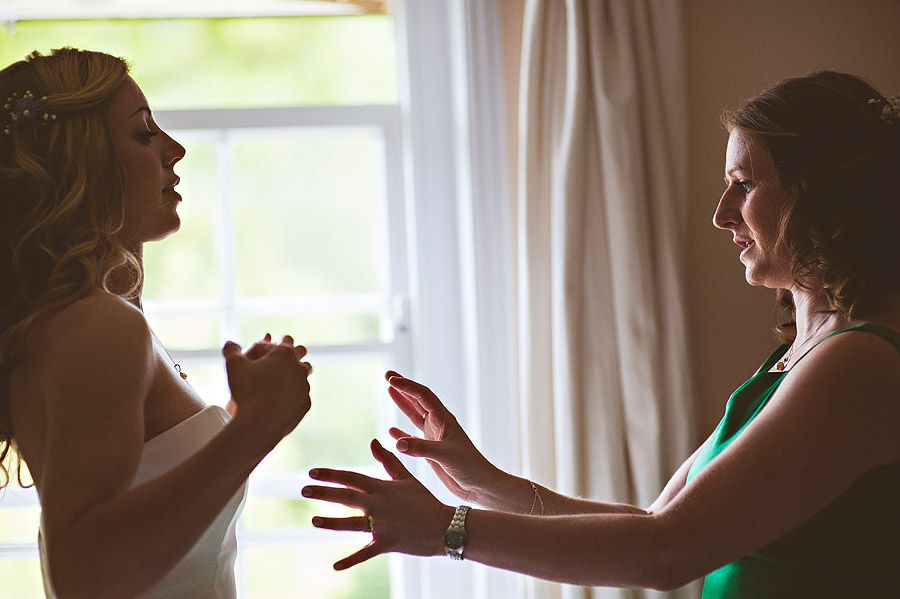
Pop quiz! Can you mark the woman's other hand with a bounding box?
[223,334,311,443]
[304,439,453,570]
[385,371,501,505]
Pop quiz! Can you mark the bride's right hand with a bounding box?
[385,371,501,505]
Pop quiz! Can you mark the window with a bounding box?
[1,1,518,597]
[1,11,404,599]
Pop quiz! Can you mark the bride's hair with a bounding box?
[0,48,135,489]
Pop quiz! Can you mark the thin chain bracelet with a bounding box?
[529,480,545,516]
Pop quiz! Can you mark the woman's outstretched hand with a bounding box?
[385,371,501,505]
[303,439,453,570]
[223,334,312,443]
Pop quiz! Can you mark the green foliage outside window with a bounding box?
[1,17,397,108]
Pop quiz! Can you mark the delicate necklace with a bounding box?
[152,331,188,380]
[775,318,830,372]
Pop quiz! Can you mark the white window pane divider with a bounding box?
[0,543,38,559]
[216,127,239,343]
[155,105,401,131]
[144,293,387,315]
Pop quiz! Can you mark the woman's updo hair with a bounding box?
[723,71,900,340]
[0,48,133,488]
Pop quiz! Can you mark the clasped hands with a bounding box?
[223,333,313,443]
[301,370,500,570]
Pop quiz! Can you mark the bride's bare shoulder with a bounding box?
[31,290,153,375]
[43,290,146,336]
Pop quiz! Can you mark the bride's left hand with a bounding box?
[302,439,454,570]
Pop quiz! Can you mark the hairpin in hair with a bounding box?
[867,95,900,125]
[3,90,57,135]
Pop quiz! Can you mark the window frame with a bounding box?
[153,102,415,595]
[390,1,520,597]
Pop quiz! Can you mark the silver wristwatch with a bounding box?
[443,505,470,560]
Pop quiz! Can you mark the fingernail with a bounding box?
[396,439,409,452]
[301,487,314,497]
[312,517,323,526]
[309,469,320,478]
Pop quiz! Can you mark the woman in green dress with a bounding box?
[304,71,900,597]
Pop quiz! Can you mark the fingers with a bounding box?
[333,544,380,571]
[244,340,273,360]
[301,484,369,509]
[388,387,427,427]
[222,340,243,360]
[307,468,380,493]
[240,334,310,372]
[386,372,449,416]
[371,439,412,481]
[239,332,307,356]
[393,436,444,459]
[388,427,412,440]
[222,342,247,377]
[311,515,371,532]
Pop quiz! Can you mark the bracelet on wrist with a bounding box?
[528,480,545,516]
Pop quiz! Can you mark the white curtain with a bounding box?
[516,1,699,598]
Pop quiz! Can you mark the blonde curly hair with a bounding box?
[0,48,137,489]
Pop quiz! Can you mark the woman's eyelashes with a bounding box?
[136,126,159,145]
[727,179,752,194]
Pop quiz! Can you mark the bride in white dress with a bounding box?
[0,48,312,598]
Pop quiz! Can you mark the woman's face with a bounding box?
[713,129,793,289]
[106,77,185,245]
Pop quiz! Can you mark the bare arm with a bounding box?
[385,372,703,517]
[29,294,310,598]
[307,332,900,589]
[483,439,709,517]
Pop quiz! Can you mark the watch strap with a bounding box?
[444,505,470,560]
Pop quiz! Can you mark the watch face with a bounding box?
[444,530,466,550]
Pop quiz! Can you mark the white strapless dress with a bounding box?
[40,405,248,598]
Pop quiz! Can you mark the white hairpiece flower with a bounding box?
[868,95,900,125]
[3,90,57,135]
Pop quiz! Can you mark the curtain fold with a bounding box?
[517,1,698,597]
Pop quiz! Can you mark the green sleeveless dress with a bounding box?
[685,323,900,598]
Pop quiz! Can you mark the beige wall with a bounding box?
[499,0,900,442]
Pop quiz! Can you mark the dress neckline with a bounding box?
[145,405,227,446]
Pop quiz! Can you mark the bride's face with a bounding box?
[107,77,186,245]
